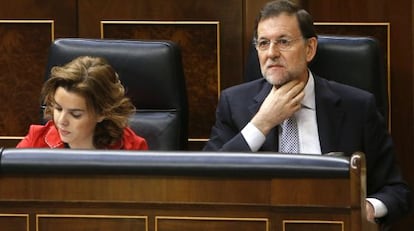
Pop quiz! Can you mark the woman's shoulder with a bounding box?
[16,121,58,148]
[120,127,149,150]
[28,121,55,132]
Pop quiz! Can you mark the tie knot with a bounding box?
[282,116,297,127]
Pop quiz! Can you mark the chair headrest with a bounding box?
[46,38,187,110]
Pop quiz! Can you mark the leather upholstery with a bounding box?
[0,148,349,177]
[44,38,188,150]
[244,35,388,123]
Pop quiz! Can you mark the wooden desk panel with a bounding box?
[0,175,364,231]
[0,152,376,231]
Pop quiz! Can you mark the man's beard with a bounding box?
[263,73,292,87]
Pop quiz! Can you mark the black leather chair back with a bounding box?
[44,38,188,150]
[244,35,388,124]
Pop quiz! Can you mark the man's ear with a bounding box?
[306,37,318,62]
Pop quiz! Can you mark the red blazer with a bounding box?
[17,121,148,150]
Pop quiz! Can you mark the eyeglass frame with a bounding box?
[253,37,305,51]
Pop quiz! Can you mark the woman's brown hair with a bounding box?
[42,56,135,148]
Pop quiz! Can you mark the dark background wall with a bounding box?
[0,0,412,229]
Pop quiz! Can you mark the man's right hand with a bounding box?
[251,80,305,135]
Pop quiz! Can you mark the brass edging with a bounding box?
[0,136,24,139]
[0,213,29,231]
[188,138,209,142]
[283,219,344,231]
[0,19,54,41]
[155,216,269,231]
[36,214,148,231]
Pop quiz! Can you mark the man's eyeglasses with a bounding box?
[254,37,303,51]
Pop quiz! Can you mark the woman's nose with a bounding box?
[56,112,69,126]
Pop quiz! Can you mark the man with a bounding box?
[203,0,411,228]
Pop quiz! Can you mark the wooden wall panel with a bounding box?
[0,21,52,135]
[78,0,243,149]
[0,214,28,231]
[37,215,147,231]
[101,21,219,143]
[244,0,269,58]
[0,0,77,147]
[0,0,77,36]
[156,217,268,231]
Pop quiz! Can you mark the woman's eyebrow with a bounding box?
[54,102,85,112]
[68,108,86,113]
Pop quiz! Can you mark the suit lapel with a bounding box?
[314,76,345,154]
[248,81,278,151]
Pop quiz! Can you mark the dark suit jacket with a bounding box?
[204,75,411,226]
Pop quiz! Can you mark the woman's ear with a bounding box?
[97,115,105,123]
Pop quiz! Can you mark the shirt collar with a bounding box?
[302,70,316,110]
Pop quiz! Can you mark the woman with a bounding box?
[17,56,148,150]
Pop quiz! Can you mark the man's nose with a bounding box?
[267,42,281,57]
